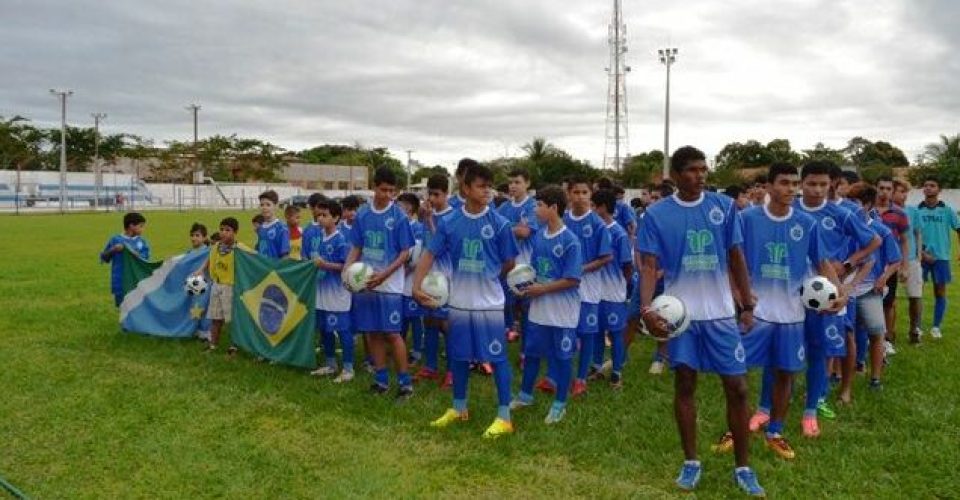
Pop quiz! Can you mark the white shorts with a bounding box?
[906,260,923,299]
[207,282,233,322]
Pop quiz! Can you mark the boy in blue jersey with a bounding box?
[511,185,582,424]
[398,192,426,364]
[563,177,612,398]
[638,146,764,496]
[497,167,538,343]
[893,181,924,344]
[100,212,150,307]
[338,195,361,236]
[255,190,290,259]
[847,183,901,389]
[597,177,637,241]
[916,176,960,339]
[413,163,519,438]
[415,174,456,388]
[303,198,356,382]
[344,167,416,399]
[589,189,633,389]
[450,158,497,212]
[713,163,845,461]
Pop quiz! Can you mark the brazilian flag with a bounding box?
[232,250,318,369]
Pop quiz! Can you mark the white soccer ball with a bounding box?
[421,271,449,307]
[801,276,838,311]
[342,262,374,293]
[647,294,690,341]
[506,263,536,294]
[184,275,208,296]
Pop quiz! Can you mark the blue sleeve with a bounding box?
[637,216,661,258]
[395,214,414,252]
[617,202,637,229]
[617,232,632,265]
[524,203,540,233]
[279,226,291,257]
[884,229,902,264]
[726,204,744,249]
[596,222,612,258]
[498,220,520,262]
[809,222,825,266]
[844,212,876,249]
[427,221,448,257]
[300,230,312,260]
[140,240,151,260]
[561,240,583,281]
[349,217,363,248]
[100,235,119,263]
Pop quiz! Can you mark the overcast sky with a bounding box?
[2,0,957,169]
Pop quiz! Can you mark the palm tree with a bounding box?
[924,134,960,166]
[521,137,558,162]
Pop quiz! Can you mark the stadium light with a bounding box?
[92,112,107,210]
[658,48,678,179]
[50,89,73,214]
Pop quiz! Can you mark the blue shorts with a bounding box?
[403,296,424,319]
[627,274,641,319]
[741,320,806,372]
[923,260,952,285]
[577,302,600,335]
[599,300,627,333]
[448,308,508,363]
[352,292,403,333]
[668,318,746,376]
[525,321,577,360]
[856,290,886,337]
[805,309,847,357]
[843,296,858,332]
[316,310,351,335]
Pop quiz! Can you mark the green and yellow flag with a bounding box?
[232,250,318,369]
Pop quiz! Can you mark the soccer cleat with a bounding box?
[333,370,355,383]
[829,373,841,386]
[408,351,422,365]
[506,329,520,343]
[734,468,766,497]
[609,372,623,390]
[369,383,389,395]
[482,418,514,439]
[226,346,238,358]
[855,362,866,375]
[765,435,796,460]
[869,378,883,391]
[801,415,820,438]
[310,366,336,377]
[600,359,613,375]
[544,406,566,424]
[414,367,439,382]
[711,431,734,454]
[884,340,897,356]
[586,366,604,381]
[648,360,665,375]
[675,462,702,491]
[571,379,588,398]
[430,408,469,428]
[817,401,837,420]
[362,359,375,374]
[535,378,556,394]
[478,363,494,376]
[748,411,770,433]
[509,397,534,411]
[930,326,943,339]
[395,386,414,402]
[204,342,217,352]
[440,371,453,390]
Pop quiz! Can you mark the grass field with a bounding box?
[2,210,959,499]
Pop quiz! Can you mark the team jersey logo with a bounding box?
[481,224,495,239]
[459,239,485,273]
[560,335,574,353]
[607,312,620,326]
[797,345,806,362]
[683,229,719,272]
[821,216,837,231]
[586,313,598,327]
[488,339,503,355]
[408,300,418,311]
[389,311,402,325]
[790,224,804,242]
[326,314,338,327]
[734,342,746,363]
[384,217,396,230]
[552,244,565,258]
[582,224,594,238]
[709,207,725,225]
[825,325,844,348]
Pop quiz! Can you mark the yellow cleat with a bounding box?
[430,408,468,428]
[765,435,796,460]
[711,431,735,454]
[482,418,515,439]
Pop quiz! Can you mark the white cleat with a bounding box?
[648,360,665,375]
[930,327,943,339]
[884,341,897,356]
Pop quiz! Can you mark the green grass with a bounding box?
[1,210,959,499]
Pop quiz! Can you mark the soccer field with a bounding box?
[1,210,958,499]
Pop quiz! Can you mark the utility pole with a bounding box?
[603,0,631,172]
[186,103,201,208]
[405,149,413,189]
[92,112,107,210]
[658,47,678,179]
[50,89,73,214]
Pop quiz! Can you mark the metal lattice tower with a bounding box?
[603,0,631,172]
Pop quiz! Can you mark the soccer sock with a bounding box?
[520,355,541,396]
[611,329,625,373]
[423,325,440,371]
[757,367,774,414]
[551,354,572,404]
[504,300,514,331]
[452,360,469,402]
[804,343,826,416]
[934,295,947,327]
[341,329,355,371]
[492,360,512,413]
[592,333,605,367]
[576,335,594,382]
[856,327,869,366]
[412,318,425,353]
[766,420,784,437]
[375,368,389,387]
[322,330,337,368]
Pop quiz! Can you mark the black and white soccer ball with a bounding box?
[800,276,838,311]
[647,294,690,342]
[184,275,208,296]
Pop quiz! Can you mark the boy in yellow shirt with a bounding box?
[203,217,250,353]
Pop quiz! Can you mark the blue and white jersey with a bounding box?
[403,218,425,296]
[427,206,519,310]
[528,226,582,328]
[302,224,351,312]
[563,210,612,304]
[598,221,632,303]
[256,218,290,259]
[497,195,539,265]
[795,199,874,263]
[614,199,637,234]
[637,192,742,321]
[349,201,414,294]
[742,205,824,324]
[855,217,902,296]
[905,206,920,262]
[425,205,456,276]
[337,220,352,237]
[101,234,151,295]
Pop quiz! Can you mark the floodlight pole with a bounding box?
[50,89,73,214]
[658,48,678,179]
[92,112,107,210]
[186,103,201,208]
[406,149,413,189]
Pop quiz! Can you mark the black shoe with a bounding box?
[369,383,389,395]
[609,372,623,390]
[869,378,883,391]
[395,385,414,402]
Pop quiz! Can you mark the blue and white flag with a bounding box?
[119,247,211,338]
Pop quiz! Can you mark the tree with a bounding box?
[621,150,663,187]
[801,142,846,165]
[765,138,801,165]
[843,137,908,169]
[924,134,960,166]
[0,116,43,171]
[521,137,558,163]
[411,165,448,184]
[714,140,772,170]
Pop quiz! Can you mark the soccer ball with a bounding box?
[421,271,449,307]
[407,241,423,269]
[647,294,690,341]
[342,262,374,293]
[801,276,838,311]
[506,264,536,294]
[184,275,208,296]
